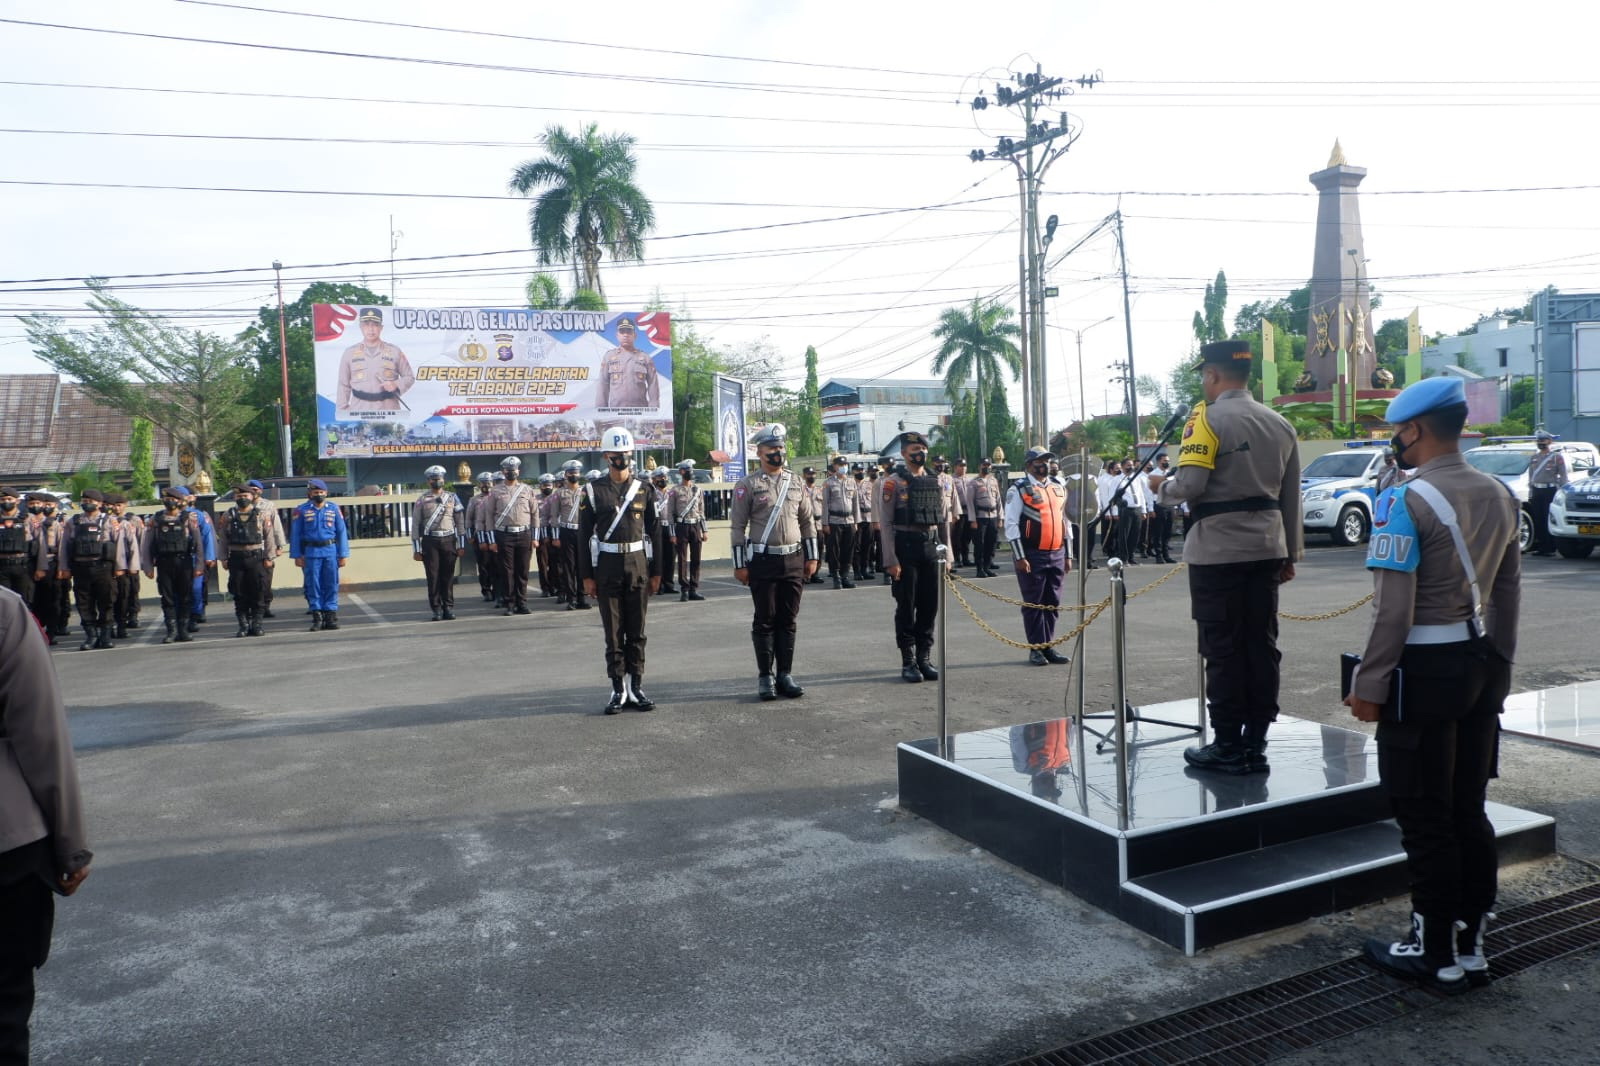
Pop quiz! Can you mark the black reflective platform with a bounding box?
[897,704,1556,954]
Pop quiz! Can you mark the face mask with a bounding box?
[906,451,927,468]
[566,473,580,482]
[310,494,328,504]
[1030,464,1050,478]
[165,500,181,510]
[428,479,444,489]
[0,500,14,511]
[608,455,630,470]
[764,450,785,466]
[28,505,42,514]
[83,502,99,512]
[540,486,552,496]
[1389,428,1419,471]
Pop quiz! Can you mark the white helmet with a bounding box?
[676,459,695,472]
[586,469,603,482]
[538,473,555,484]
[475,471,494,484]
[601,427,636,452]
[500,455,522,472]
[561,459,584,473]
[424,465,447,479]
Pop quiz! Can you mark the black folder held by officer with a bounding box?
[1343,375,1521,995]
[1150,338,1302,775]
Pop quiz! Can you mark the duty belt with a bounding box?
[749,542,802,556]
[499,526,530,534]
[1190,496,1278,522]
[425,530,457,537]
[0,553,26,563]
[1407,622,1472,645]
[597,540,644,554]
[559,522,581,531]
[349,387,392,401]
[302,539,333,547]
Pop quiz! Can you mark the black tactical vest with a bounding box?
[71,517,109,562]
[227,509,263,547]
[0,520,25,554]
[894,474,944,526]
[154,514,191,557]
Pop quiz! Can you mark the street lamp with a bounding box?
[1066,316,1115,425]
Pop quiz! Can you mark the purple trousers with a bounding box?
[1016,545,1066,646]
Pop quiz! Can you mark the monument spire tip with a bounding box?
[1328,139,1346,167]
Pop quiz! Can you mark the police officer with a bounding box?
[535,473,559,599]
[649,468,678,595]
[0,488,34,602]
[100,492,141,638]
[730,425,819,700]
[486,456,539,615]
[26,493,69,641]
[949,458,975,568]
[1375,448,1406,494]
[1151,339,1302,774]
[413,465,466,620]
[801,467,826,584]
[970,457,1002,577]
[1345,376,1521,994]
[667,459,707,601]
[823,455,859,589]
[467,472,498,603]
[290,479,349,631]
[140,486,203,643]
[336,307,415,414]
[1524,429,1566,556]
[218,485,271,637]
[935,455,966,567]
[1005,448,1073,666]
[554,460,590,611]
[577,427,661,713]
[595,317,660,409]
[246,480,286,618]
[851,464,874,582]
[879,432,951,683]
[58,489,119,650]
[181,486,217,630]
[1147,453,1177,564]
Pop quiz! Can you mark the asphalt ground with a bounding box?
[29,541,1600,1065]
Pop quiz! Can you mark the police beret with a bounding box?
[753,424,787,447]
[358,307,383,324]
[1385,377,1466,423]
[0,487,16,497]
[162,486,185,499]
[1024,447,1055,464]
[952,457,968,465]
[900,431,928,447]
[306,478,329,492]
[933,454,948,465]
[802,466,816,475]
[1198,339,1253,366]
[233,485,253,496]
[28,491,56,503]
[247,479,265,490]
[81,489,105,502]
[103,492,126,505]
[851,463,865,472]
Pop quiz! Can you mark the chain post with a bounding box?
[1108,557,1130,830]
[937,542,949,759]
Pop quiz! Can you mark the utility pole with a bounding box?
[1114,208,1139,446]
[969,63,1100,446]
[273,260,294,477]
[389,215,403,302]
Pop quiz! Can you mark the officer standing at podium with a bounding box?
[1150,339,1302,774]
[1346,376,1521,994]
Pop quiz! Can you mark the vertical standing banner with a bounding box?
[1260,319,1279,403]
[1405,308,1423,388]
[714,374,747,479]
[311,305,672,457]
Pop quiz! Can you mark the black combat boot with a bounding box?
[831,571,842,590]
[161,613,175,645]
[322,611,339,630]
[1456,911,1493,988]
[114,620,128,639]
[174,614,193,642]
[900,645,921,684]
[80,625,96,651]
[1183,722,1253,775]
[247,609,264,636]
[1364,912,1468,995]
[235,610,249,637]
[687,588,704,601]
[604,678,626,715]
[840,573,856,589]
[95,625,113,649]
[774,630,804,698]
[754,632,777,701]
[1243,721,1270,773]
[308,610,323,632]
[915,644,939,681]
[629,675,654,712]
[680,588,689,602]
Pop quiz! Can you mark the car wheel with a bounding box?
[1556,538,1594,560]
[1517,509,1533,553]
[1332,505,1369,546]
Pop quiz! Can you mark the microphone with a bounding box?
[1157,405,1190,442]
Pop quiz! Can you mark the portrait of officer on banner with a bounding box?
[336,307,416,417]
[595,316,661,412]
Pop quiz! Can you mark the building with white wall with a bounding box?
[818,378,972,456]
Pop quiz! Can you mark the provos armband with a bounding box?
[1177,402,1219,470]
[1366,486,1420,573]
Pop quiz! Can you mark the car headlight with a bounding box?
[1303,488,1331,503]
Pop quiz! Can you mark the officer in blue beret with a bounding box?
[1346,375,1522,993]
[289,479,350,631]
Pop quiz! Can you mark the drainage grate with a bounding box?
[1007,882,1600,1066]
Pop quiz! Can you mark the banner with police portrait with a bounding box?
[714,373,747,478]
[311,304,673,458]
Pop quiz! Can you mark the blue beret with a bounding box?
[1385,377,1466,423]
[172,485,190,496]
[247,479,265,489]
[306,478,328,492]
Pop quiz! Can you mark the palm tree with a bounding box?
[509,124,655,299]
[931,297,1022,459]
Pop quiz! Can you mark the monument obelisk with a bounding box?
[1306,141,1376,409]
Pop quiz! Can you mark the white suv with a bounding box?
[1300,442,1390,546]
[1464,437,1599,552]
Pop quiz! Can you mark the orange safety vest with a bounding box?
[1018,479,1066,551]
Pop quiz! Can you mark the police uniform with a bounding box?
[336,308,415,413]
[822,461,859,589]
[949,461,975,567]
[555,465,591,611]
[577,458,660,711]
[935,459,966,557]
[466,474,498,603]
[105,495,144,633]
[58,490,119,650]
[140,489,202,643]
[1375,455,1406,494]
[25,495,69,640]
[1525,434,1567,556]
[971,462,1002,576]
[0,490,35,603]
[1005,450,1073,665]
[247,480,286,617]
[595,318,660,409]
[535,475,559,599]
[666,463,708,601]
[852,466,875,581]
[486,460,540,615]
[218,490,270,637]
[879,433,950,682]
[412,473,466,619]
[729,426,819,700]
[650,473,678,594]
[1351,376,1521,992]
[289,480,349,631]
[1155,340,1303,772]
[1146,458,1177,563]
[802,468,826,584]
[183,493,217,627]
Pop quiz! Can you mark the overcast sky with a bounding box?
[5,0,1600,430]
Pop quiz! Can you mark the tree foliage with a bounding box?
[792,346,825,456]
[1192,270,1229,345]
[24,280,256,472]
[930,297,1021,460]
[526,272,609,313]
[668,311,786,469]
[509,123,654,298]
[128,417,155,501]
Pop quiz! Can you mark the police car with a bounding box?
[1300,441,1390,545]
[1548,466,1600,558]
[1464,436,1598,552]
